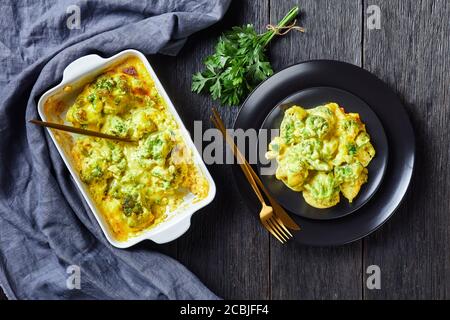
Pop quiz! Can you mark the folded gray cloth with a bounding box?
[0,0,230,300]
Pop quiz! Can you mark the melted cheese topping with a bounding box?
[265,103,375,209]
[67,57,208,241]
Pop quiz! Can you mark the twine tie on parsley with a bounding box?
[266,19,305,35]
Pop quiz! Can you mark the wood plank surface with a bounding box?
[171,0,271,299]
[362,0,450,299]
[269,0,363,300]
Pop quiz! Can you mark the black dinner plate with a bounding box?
[257,87,389,220]
[232,60,415,246]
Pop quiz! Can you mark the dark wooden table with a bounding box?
[1,0,449,300]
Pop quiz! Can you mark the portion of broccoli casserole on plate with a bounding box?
[66,57,208,240]
[265,103,375,209]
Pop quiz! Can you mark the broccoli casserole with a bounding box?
[265,103,375,209]
[65,57,209,240]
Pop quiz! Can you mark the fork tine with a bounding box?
[269,217,292,241]
[268,217,289,241]
[266,218,288,242]
[262,220,285,243]
[271,215,293,238]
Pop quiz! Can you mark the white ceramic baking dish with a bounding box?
[37,49,216,248]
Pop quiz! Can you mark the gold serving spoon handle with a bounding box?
[29,119,136,143]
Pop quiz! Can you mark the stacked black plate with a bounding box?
[232,60,415,246]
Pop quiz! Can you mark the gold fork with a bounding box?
[212,109,300,232]
[211,109,293,243]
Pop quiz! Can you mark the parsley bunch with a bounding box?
[192,6,300,106]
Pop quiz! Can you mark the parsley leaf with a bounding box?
[192,7,300,106]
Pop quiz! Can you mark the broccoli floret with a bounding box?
[80,161,104,183]
[140,132,172,161]
[304,115,330,138]
[122,194,143,217]
[95,77,116,91]
[103,116,128,138]
[87,93,97,103]
[347,143,357,155]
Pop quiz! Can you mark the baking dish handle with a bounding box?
[149,215,192,244]
[62,54,106,82]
